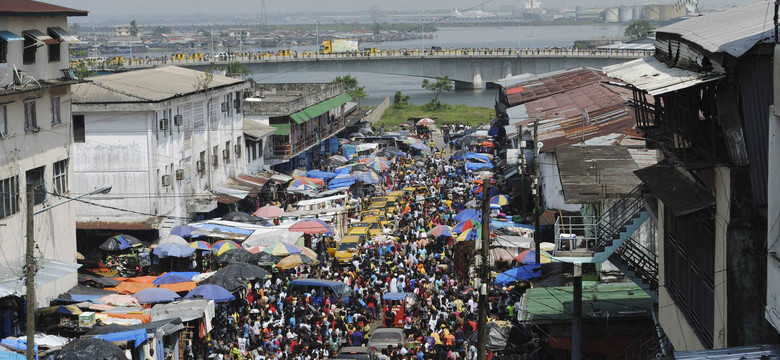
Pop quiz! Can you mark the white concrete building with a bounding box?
[71,66,250,234]
[0,0,86,316]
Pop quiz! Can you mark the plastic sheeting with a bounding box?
[55,338,127,360]
[92,328,147,348]
[466,322,512,351]
[150,299,215,334]
[306,170,336,180]
[242,229,304,248]
[328,175,356,189]
[465,161,494,172]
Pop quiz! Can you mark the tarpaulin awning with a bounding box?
[603,56,725,96]
[0,31,23,42]
[355,143,380,152]
[0,259,80,298]
[88,318,184,337]
[23,29,58,45]
[47,27,79,43]
[92,328,147,348]
[270,123,290,136]
[106,281,155,294]
[290,93,352,124]
[211,183,252,204]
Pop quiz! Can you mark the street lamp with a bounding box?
[26,183,112,360]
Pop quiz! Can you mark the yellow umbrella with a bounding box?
[275,254,320,270]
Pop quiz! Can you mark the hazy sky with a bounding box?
[50,0,760,18]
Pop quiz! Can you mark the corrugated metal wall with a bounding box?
[737,54,772,208]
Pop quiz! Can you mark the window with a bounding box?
[199,151,206,176]
[47,29,60,62]
[225,93,233,115]
[257,139,263,158]
[212,145,219,168]
[0,176,18,219]
[24,100,37,131]
[235,91,242,113]
[25,166,45,205]
[235,136,242,158]
[50,97,61,125]
[73,114,85,143]
[224,141,231,164]
[22,33,35,64]
[193,101,204,129]
[53,159,68,195]
[0,104,7,137]
[0,39,7,63]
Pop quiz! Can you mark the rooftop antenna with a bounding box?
[259,0,268,33]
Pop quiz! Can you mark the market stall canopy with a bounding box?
[150,299,215,334]
[253,204,284,218]
[170,225,196,237]
[494,264,543,287]
[133,288,181,304]
[212,263,269,281]
[153,243,196,258]
[242,229,304,248]
[156,234,187,245]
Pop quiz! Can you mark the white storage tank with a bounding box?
[632,6,643,20]
[605,7,619,23]
[620,7,634,22]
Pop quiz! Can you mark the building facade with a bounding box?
[71,66,249,235]
[0,0,86,321]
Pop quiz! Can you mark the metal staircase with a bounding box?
[549,185,649,263]
[609,236,658,300]
[610,322,669,360]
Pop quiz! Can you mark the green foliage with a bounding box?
[129,20,139,37]
[153,26,172,36]
[225,61,253,77]
[219,32,229,37]
[72,59,97,79]
[380,104,492,129]
[421,76,453,110]
[197,29,211,37]
[372,22,382,35]
[333,74,368,103]
[624,20,655,39]
[392,91,409,109]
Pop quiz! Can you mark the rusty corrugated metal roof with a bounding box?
[0,0,87,16]
[504,67,607,107]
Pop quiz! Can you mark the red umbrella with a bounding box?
[416,118,435,126]
[289,219,334,234]
[253,204,284,218]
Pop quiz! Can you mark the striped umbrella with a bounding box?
[490,195,510,207]
[365,159,389,171]
[189,241,211,251]
[452,219,480,234]
[275,254,320,270]
[289,219,334,235]
[290,177,325,188]
[294,245,318,259]
[456,225,482,241]
[262,243,302,257]
[403,138,423,145]
[429,225,453,238]
[246,245,265,254]
[212,241,241,256]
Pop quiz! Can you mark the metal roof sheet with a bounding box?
[634,164,715,216]
[603,56,725,96]
[674,345,780,359]
[72,66,245,104]
[655,2,774,58]
[0,0,87,16]
[520,281,653,323]
[243,118,275,139]
[0,260,80,298]
[504,67,607,107]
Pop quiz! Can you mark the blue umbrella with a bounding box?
[153,243,196,258]
[153,273,191,286]
[185,284,236,302]
[494,264,543,287]
[410,142,429,151]
[454,209,482,222]
[306,170,337,180]
[476,187,501,199]
[133,288,181,304]
[170,225,196,237]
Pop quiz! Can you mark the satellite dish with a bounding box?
[582,109,590,126]
[537,141,543,149]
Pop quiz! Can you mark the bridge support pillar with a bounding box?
[470,62,483,90]
[503,61,513,78]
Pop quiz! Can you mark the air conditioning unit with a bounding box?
[196,160,205,173]
[234,144,242,157]
[173,114,183,126]
[220,102,229,112]
[159,118,169,131]
[212,154,219,167]
[175,169,184,180]
[222,149,230,160]
[161,175,172,186]
[233,98,241,109]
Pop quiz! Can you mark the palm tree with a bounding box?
[129,20,139,37]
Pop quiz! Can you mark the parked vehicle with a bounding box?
[320,39,359,54]
[289,279,353,304]
[367,328,406,350]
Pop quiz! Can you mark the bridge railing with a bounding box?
[77,48,655,70]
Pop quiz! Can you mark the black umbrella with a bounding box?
[217,248,255,264]
[55,338,127,360]
[99,234,141,251]
[213,263,270,281]
[222,211,269,225]
[198,274,248,293]
[452,150,468,160]
[254,251,282,265]
[460,135,481,146]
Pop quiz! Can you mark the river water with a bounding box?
[253,25,627,107]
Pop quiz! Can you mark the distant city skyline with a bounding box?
[50,0,761,20]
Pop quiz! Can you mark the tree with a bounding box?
[372,22,382,35]
[153,26,172,36]
[421,76,453,109]
[624,20,655,39]
[392,91,409,109]
[225,61,253,78]
[72,59,97,79]
[129,20,139,37]
[197,28,211,37]
[333,74,368,105]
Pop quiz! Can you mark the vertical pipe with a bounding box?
[26,184,35,360]
[534,119,541,264]
[477,179,491,360]
[572,263,582,360]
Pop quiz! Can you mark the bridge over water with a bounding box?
[110,49,653,89]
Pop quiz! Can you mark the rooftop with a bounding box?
[655,2,774,58]
[72,66,245,104]
[0,0,87,17]
[555,146,656,203]
[244,83,346,117]
[520,281,653,324]
[503,67,606,107]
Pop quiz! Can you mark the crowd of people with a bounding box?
[200,127,529,360]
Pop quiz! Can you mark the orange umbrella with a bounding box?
[106,281,155,294]
[160,281,198,293]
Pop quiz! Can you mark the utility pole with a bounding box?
[25,184,35,360]
[533,118,541,264]
[572,263,583,360]
[476,179,491,360]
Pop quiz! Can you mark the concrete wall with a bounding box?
[765,47,780,336]
[244,83,345,116]
[73,83,249,229]
[364,97,390,124]
[0,16,71,86]
[188,56,634,90]
[539,151,580,213]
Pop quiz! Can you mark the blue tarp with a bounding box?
[1,338,37,356]
[465,153,491,163]
[383,292,408,300]
[355,174,379,184]
[94,328,147,348]
[334,167,351,175]
[454,209,482,222]
[494,264,543,287]
[0,349,25,360]
[65,294,104,303]
[342,144,357,159]
[191,223,253,238]
[328,175,356,189]
[306,170,336,180]
[161,271,199,280]
[466,161,494,172]
[490,220,534,230]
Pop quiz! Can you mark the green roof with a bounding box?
[290,93,353,124]
[520,282,653,323]
[271,123,290,136]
